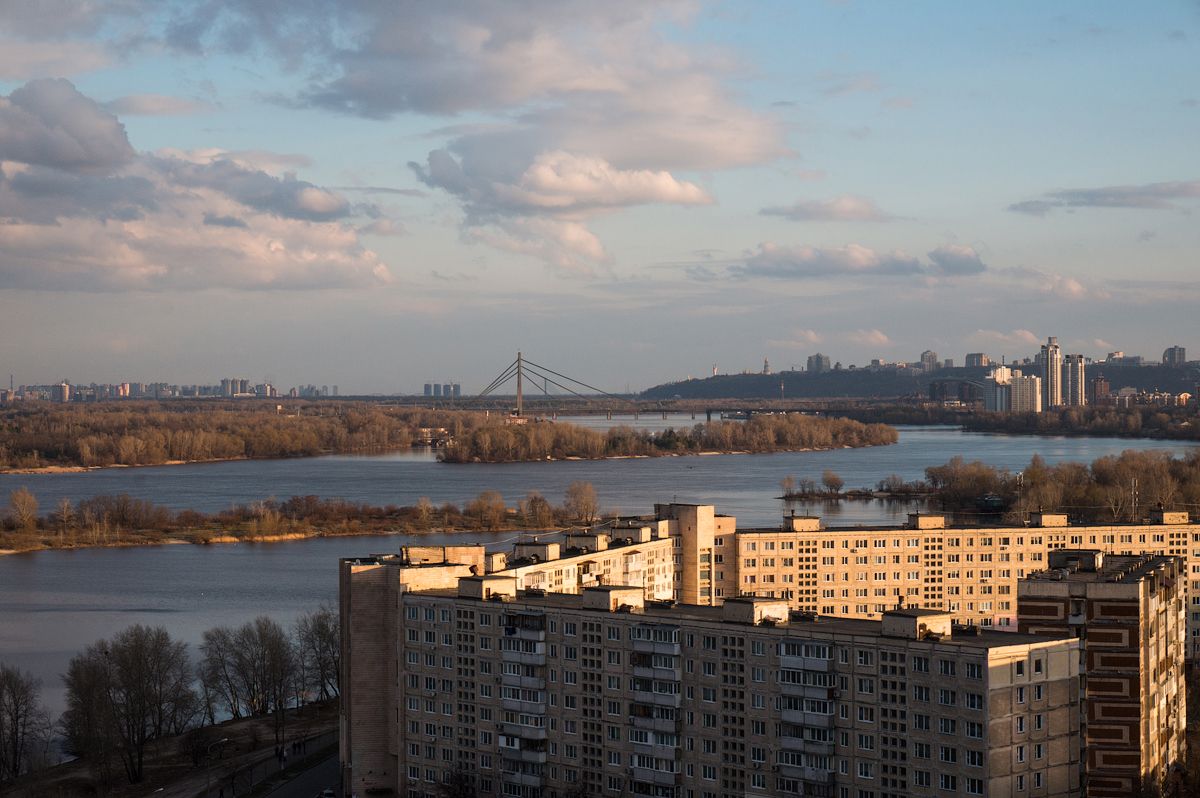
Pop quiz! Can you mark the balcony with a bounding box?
[780,682,835,700]
[501,698,546,715]
[780,654,832,672]
[503,624,546,642]
[777,763,835,786]
[781,709,833,728]
[501,674,546,690]
[629,712,680,733]
[630,767,681,787]
[500,771,543,788]
[501,649,546,666]
[632,665,681,681]
[780,735,834,754]
[507,747,548,764]
[632,741,680,759]
[632,689,682,708]
[631,639,681,656]
[500,722,548,741]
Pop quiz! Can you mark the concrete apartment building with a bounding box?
[341,575,1082,798]
[340,503,1197,796]
[1018,550,1186,797]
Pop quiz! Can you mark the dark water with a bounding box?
[0,424,1195,716]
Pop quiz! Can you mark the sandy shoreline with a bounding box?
[0,457,247,475]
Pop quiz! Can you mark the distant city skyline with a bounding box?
[0,3,1197,392]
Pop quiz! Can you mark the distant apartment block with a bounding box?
[1010,372,1043,413]
[1163,346,1187,368]
[964,353,990,368]
[1018,550,1185,797]
[806,353,831,374]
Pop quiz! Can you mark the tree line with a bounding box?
[0,402,490,470]
[924,449,1200,523]
[2,481,608,552]
[440,414,898,463]
[0,606,338,791]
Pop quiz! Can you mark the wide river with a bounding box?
[1,422,1195,716]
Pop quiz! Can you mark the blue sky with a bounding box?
[0,1,1196,392]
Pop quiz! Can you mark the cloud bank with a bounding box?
[0,79,391,291]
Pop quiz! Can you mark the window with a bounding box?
[1016,716,1025,734]
[939,659,956,676]
[938,689,956,706]
[940,746,957,764]
[940,774,957,791]
[913,714,930,731]
[938,718,957,735]
[911,656,929,673]
[857,762,874,779]
[857,650,874,666]
[913,742,930,759]
[1016,661,1025,677]
[914,770,931,788]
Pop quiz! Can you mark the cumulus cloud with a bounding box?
[413,148,710,273]
[966,329,1040,348]
[0,79,392,291]
[760,195,892,222]
[736,242,986,281]
[494,151,710,211]
[739,243,921,279]
[994,266,1106,301]
[148,2,784,269]
[848,329,890,346]
[0,78,134,173]
[105,94,214,116]
[1009,180,1200,214]
[767,329,825,349]
[927,244,986,275]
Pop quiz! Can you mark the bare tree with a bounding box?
[821,470,844,496]
[200,618,298,744]
[523,491,555,528]
[61,625,197,784]
[7,488,38,531]
[0,664,51,784]
[296,605,340,701]
[564,481,599,525]
[199,626,245,720]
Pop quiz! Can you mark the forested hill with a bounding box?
[641,363,1199,401]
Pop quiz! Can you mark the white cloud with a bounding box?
[0,80,392,291]
[0,78,133,173]
[740,242,921,278]
[926,244,986,275]
[155,2,782,269]
[966,329,1041,348]
[768,329,825,349]
[760,195,892,222]
[848,328,890,346]
[494,151,710,211]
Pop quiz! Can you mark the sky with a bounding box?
[0,1,1197,393]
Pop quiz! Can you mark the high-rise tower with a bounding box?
[1040,336,1062,408]
[1063,353,1086,407]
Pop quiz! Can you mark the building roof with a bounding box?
[405,587,1074,650]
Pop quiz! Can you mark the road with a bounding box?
[263,753,339,798]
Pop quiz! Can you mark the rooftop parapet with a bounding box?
[881,608,955,640]
[722,596,790,626]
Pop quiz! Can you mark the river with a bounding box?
[1,424,1195,716]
